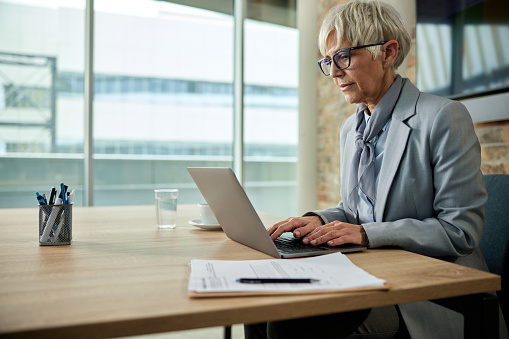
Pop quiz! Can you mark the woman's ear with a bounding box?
[383,40,399,68]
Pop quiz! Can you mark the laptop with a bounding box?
[188,167,366,258]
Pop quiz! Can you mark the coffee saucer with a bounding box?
[188,219,222,230]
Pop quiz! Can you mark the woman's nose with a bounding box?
[330,62,344,78]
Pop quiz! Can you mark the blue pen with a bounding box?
[36,192,47,205]
[60,183,67,204]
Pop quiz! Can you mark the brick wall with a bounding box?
[317,0,350,209]
[474,121,509,175]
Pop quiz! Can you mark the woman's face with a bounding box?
[325,32,394,112]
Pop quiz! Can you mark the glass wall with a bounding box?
[416,0,509,98]
[243,18,298,216]
[91,1,235,208]
[0,0,85,207]
[0,0,298,218]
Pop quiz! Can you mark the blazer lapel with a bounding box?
[343,127,357,212]
[375,80,420,221]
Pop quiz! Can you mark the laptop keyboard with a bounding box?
[275,234,334,254]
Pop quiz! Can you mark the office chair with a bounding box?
[479,174,509,323]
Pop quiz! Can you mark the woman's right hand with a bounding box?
[267,216,324,241]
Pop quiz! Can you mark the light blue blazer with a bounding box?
[312,79,491,338]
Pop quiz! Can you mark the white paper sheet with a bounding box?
[188,252,385,293]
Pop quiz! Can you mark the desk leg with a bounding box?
[431,293,499,339]
[224,325,232,339]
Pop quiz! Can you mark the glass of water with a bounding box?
[154,189,179,229]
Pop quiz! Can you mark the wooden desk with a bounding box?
[0,205,500,338]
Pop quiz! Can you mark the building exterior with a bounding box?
[0,0,299,217]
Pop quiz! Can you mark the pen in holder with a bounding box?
[39,204,72,246]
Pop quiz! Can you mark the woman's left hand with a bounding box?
[302,221,369,247]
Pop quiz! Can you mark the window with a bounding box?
[0,0,85,207]
[243,19,298,216]
[417,0,509,98]
[0,0,298,217]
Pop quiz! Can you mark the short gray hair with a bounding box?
[318,0,411,70]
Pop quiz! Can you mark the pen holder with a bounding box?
[39,204,72,246]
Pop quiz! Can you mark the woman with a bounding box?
[245,0,490,338]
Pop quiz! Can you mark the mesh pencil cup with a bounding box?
[39,204,72,245]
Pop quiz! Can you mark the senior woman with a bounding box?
[245,0,491,338]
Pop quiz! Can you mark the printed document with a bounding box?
[188,252,386,294]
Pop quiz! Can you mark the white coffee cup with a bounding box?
[198,203,218,225]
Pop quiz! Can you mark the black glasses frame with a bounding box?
[318,41,387,76]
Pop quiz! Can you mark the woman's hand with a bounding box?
[267,216,324,241]
[302,221,368,247]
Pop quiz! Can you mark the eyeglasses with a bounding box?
[317,41,387,76]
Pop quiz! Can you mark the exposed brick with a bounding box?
[474,121,509,175]
[504,126,509,143]
[475,125,507,144]
[481,144,509,162]
[481,162,509,175]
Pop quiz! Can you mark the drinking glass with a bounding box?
[154,189,178,228]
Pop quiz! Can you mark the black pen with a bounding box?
[48,186,57,205]
[237,278,320,284]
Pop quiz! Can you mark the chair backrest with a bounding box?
[479,174,509,321]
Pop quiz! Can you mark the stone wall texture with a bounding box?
[315,0,507,211]
[475,121,509,175]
